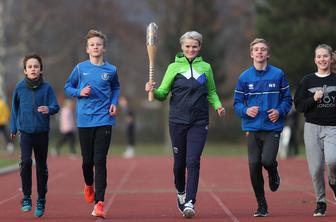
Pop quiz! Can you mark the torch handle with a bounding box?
[147,44,157,102]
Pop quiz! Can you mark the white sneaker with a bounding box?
[177,192,186,214]
[183,200,195,218]
[6,143,14,153]
[123,148,134,159]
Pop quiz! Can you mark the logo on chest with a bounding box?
[309,85,336,106]
[268,83,276,88]
[181,68,206,85]
[101,73,110,81]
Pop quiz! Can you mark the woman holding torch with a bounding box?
[145,31,225,218]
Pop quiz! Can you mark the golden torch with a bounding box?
[146,22,158,102]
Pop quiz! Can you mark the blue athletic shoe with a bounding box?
[34,199,46,217]
[21,196,32,212]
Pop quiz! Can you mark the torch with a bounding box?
[146,22,158,102]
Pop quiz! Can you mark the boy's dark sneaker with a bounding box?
[269,169,280,192]
[177,192,186,214]
[21,196,32,212]
[183,200,195,218]
[34,199,46,217]
[254,201,268,217]
[313,202,326,217]
[328,181,336,200]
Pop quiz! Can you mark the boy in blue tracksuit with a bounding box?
[10,54,59,217]
[64,29,120,218]
[233,38,292,217]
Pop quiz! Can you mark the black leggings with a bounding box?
[78,125,112,203]
[247,131,280,202]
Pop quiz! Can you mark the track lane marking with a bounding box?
[0,171,66,205]
[200,178,240,222]
[95,161,137,221]
[282,176,336,205]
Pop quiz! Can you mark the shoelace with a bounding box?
[22,199,31,206]
[36,201,45,209]
[177,193,186,204]
[184,200,193,208]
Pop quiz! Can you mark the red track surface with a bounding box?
[0,156,335,221]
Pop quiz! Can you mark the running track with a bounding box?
[0,156,335,222]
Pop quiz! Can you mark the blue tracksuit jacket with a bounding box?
[233,64,292,131]
[64,60,120,127]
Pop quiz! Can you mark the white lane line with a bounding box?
[282,176,336,205]
[0,168,69,205]
[200,178,240,222]
[0,193,20,205]
[95,161,137,222]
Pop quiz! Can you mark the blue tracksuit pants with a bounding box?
[169,123,208,204]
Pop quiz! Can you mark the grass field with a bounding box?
[0,143,306,169]
[107,143,250,156]
[0,157,19,168]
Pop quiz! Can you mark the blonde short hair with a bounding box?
[250,38,270,52]
[86,29,107,46]
[179,31,203,46]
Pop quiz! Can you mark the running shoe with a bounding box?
[177,191,186,214]
[92,201,105,218]
[313,202,326,217]
[329,181,336,200]
[183,200,195,218]
[84,185,94,203]
[269,169,280,192]
[34,199,46,217]
[21,196,32,212]
[254,201,268,217]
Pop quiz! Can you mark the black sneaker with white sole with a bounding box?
[329,181,336,201]
[183,200,195,218]
[177,192,186,214]
[254,201,268,217]
[313,202,326,217]
[269,169,280,192]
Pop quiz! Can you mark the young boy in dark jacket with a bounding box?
[10,54,59,217]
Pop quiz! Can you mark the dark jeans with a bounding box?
[78,125,112,203]
[247,131,280,203]
[169,123,208,204]
[20,132,49,199]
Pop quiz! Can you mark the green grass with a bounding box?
[0,144,306,169]
[108,143,248,156]
[49,143,248,157]
[0,158,19,168]
[108,143,306,157]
